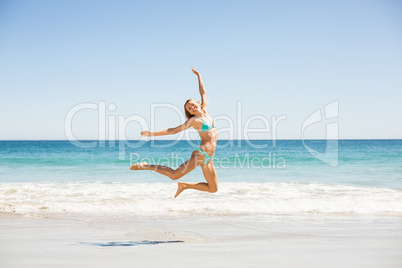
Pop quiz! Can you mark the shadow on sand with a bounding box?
[76,240,184,247]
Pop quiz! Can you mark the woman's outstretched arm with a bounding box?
[141,117,195,137]
[192,67,207,107]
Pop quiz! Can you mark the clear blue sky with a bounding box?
[0,0,401,140]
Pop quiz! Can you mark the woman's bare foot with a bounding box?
[130,162,149,170]
[174,182,187,198]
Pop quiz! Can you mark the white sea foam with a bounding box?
[1,182,401,217]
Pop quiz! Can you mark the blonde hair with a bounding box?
[184,98,206,119]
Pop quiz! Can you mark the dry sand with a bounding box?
[1,212,401,268]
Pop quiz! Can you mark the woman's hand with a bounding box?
[192,66,206,106]
[141,130,152,137]
[192,67,200,76]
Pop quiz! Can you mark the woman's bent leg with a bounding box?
[130,150,204,180]
[174,160,218,198]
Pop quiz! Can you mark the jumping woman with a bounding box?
[130,67,218,198]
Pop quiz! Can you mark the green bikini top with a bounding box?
[196,114,216,132]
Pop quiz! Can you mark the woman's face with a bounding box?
[186,100,200,115]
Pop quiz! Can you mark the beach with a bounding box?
[1,211,401,268]
[2,0,401,266]
[1,140,402,267]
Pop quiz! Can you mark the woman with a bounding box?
[130,67,218,198]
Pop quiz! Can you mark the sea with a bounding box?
[1,140,401,218]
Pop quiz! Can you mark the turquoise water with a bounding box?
[1,140,401,216]
[1,140,401,188]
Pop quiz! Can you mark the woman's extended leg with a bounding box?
[130,150,204,180]
[174,160,218,198]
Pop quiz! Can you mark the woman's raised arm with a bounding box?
[192,67,207,107]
